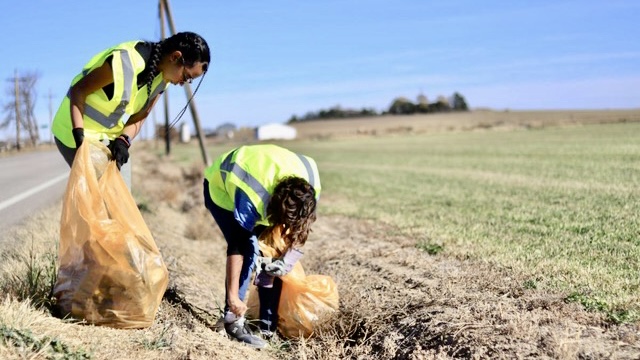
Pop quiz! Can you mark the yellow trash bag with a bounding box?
[247,226,339,338]
[53,140,169,329]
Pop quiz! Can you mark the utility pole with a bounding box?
[152,106,158,149]
[159,0,171,156]
[48,89,54,144]
[14,69,21,151]
[160,0,211,166]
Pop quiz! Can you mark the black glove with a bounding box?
[72,128,84,148]
[108,135,130,170]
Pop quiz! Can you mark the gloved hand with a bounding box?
[254,257,275,288]
[264,248,304,277]
[72,128,84,148]
[108,135,130,170]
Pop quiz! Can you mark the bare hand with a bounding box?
[227,296,247,317]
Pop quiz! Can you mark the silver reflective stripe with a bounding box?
[84,103,126,128]
[219,149,270,214]
[219,149,237,183]
[65,89,126,128]
[296,154,315,187]
[84,49,135,129]
[230,163,271,214]
[119,50,134,104]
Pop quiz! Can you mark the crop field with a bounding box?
[288,122,640,317]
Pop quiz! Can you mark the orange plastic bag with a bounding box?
[247,226,339,338]
[53,140,169,329]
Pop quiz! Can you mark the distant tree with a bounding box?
[417,93,428,106]
[287,91,470,122]
[436,95,450,108]
[451,92,469,111]
[415,93,429,113]
[359,108,378,116]
[424,95,450,113]
[288,105,378,122]
[388,97,416,115]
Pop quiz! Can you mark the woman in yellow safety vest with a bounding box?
[52,31,210,169]
[203,144,321,348]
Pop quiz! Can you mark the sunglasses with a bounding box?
[180,58,194,84]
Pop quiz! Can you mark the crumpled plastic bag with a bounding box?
[247,226,339,338]
[53,140,169,329]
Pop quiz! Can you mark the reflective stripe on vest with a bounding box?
[220,149,271,214]
[296,153,316,188]
[68,49,135,129]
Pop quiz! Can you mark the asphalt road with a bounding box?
[0,150,69,230]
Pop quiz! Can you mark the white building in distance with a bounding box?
[256,123,297,141]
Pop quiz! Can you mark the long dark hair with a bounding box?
[143,31,211,100]
[267,176,317,249]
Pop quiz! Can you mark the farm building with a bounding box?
[256,123,297,140]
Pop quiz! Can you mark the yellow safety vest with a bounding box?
[52,41,167,147]
[204,144,322,226]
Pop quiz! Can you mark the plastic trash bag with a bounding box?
[53,140,169,329]
[247,226,339,338]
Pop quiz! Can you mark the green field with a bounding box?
[168,121,640,321]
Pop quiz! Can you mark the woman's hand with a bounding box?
[108,135,130,170]
[227,295,247,317]
[264,248,304,277]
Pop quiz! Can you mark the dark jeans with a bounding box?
[203,179,282,331]
[54,137,77,167]
[54,136,132,189]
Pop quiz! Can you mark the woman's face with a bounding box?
[162,52,207,86]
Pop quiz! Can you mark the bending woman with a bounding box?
[52,31,210,176]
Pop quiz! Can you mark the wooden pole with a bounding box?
[152,107,158,149]
[14,69,21,151]
[48,89,53,144]
[159,0,171,156]
[161,0,211,166]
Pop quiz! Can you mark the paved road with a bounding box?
[0,150,69,230]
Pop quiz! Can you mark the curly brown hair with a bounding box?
[266,176,317,249]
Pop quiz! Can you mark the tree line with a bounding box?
[288,91,469,123]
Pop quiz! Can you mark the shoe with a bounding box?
[259,329,275,340]
[224,317,267,349]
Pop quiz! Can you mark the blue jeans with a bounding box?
[204,180,281,330]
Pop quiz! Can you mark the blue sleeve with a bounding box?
[233,188,260,232]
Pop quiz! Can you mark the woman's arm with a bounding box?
[121,94,161,140]
[68,61,114,129]
[226,254,248,316]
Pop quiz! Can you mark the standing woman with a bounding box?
[52,31,210,177]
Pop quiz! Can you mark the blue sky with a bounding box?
[1,0,639,139]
